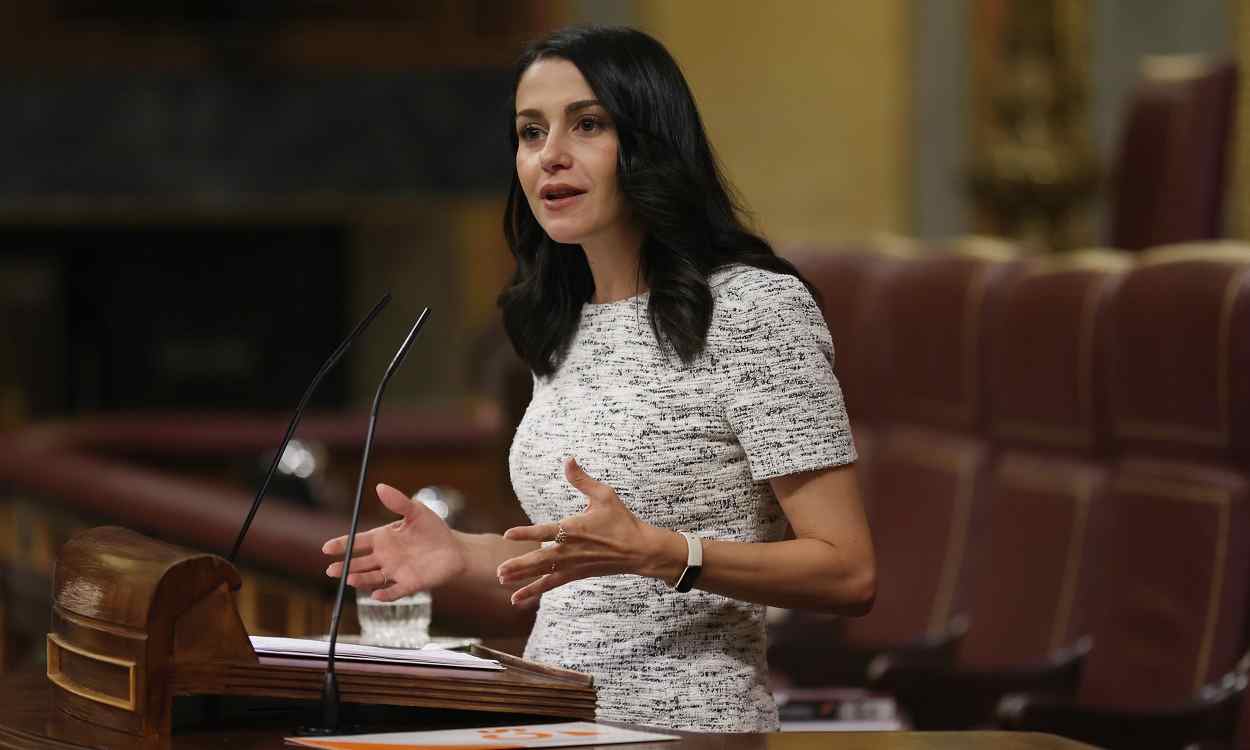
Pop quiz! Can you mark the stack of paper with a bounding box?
[249,636,503,671]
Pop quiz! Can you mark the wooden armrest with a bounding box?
[0,439,342,579]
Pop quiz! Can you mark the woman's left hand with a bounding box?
[496,456,677,608]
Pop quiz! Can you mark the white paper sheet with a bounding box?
[250,635,503,671]
[285,721,680,749]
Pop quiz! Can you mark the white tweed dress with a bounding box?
[509,264,856,731]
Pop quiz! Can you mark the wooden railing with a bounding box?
[0,403,528,670]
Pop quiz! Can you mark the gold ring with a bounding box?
[549,560,558,574]
[554,525,569,545]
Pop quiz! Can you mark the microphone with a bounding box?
[227,292,392,564]
[305,306,431,735]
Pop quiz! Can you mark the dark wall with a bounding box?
[4,225,351,411]
[0,72,515,200]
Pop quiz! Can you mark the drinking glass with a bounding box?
[355,591,431,649]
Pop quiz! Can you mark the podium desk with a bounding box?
[0,671,1099,750]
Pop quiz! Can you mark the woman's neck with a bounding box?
[581,224,647,304]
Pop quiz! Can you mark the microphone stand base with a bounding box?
[294,671,352,736]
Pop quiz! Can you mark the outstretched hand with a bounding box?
[496,456,677,608]
[322,483,468,602]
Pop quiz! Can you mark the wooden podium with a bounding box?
[45,527,595,749]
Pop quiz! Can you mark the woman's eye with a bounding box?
[519,124,544,141]
[576,117,602,133]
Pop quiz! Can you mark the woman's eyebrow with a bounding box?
[515,99,603,120]
[565,99,602,113]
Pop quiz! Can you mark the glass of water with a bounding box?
[355,591,431,649]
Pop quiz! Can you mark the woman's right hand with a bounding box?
[322,483,468,602]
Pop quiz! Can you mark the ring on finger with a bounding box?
[549,560,558,574]
[553,524,569,545]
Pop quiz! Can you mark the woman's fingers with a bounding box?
[509,558,619,606]
[325,552,380,579]
[346,568,390,590]
[322,530,374,556]
[322,482,470,595]
[496,545,557,583]
[375,483,415,517]
[368,579,414,603]
[510,571,567,608]
[323,485,416,556]
[503,521,559,543]
[564,456,613,504]
[498,547,599,584]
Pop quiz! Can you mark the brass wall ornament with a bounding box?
[969,0,1098,252]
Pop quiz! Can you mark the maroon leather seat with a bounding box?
[843,247,1018,649]
[999,247,1250,748]
[1109,57,1239,251]
[966,252,1128,668]
[870,251,1130,727]
[1083,248,1250,704]
[769,245,1020,687]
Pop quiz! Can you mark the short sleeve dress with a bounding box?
[508,264,856,732]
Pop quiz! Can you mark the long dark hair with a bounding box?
[499,25,817,377]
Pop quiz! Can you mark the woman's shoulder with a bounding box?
[703,264,828,359]
[709,263,817,317]
[692,263,833,372]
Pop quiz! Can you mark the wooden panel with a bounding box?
[0,502,15,566]
[0,589,6,673]
[2,2,560,70]
[47,634,137,712]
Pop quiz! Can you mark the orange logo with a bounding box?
[476,729,554,741]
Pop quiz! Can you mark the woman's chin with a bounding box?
[542,226,587,246]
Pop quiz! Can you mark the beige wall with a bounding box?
[1234,0,1250,240]
[636,0,913,245]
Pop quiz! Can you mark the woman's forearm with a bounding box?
[431,531,541,635]
[494,462,875,613]
[642,530,876,615]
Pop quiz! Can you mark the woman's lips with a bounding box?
[542,192,585,211]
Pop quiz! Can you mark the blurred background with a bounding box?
[0,0,1242,422]
[1,0,1249,743]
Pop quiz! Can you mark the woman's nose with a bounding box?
[539,132,571,172]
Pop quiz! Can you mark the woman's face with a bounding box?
[514,58,635,248]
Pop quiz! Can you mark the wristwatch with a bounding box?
[673,531,704,593]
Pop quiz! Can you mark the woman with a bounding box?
[323,25,875,732]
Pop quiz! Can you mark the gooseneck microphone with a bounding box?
[306,306,431,735]
[227,292,392,564]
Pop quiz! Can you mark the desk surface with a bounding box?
[0,672,1098,750]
